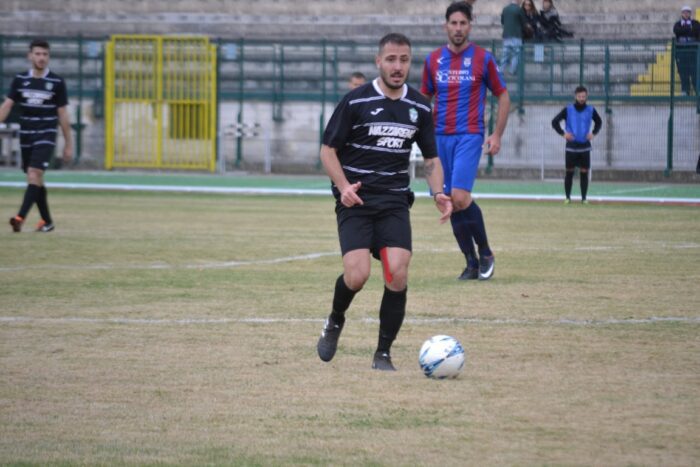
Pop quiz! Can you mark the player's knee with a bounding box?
[344,269,369,291]
[27,169,44,186]
[451,191,473,212]
[387,268,408,290]
[580,168,589,173]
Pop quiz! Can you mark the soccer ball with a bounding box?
[418,335,465,379]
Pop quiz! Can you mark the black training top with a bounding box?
[7,68,68,137]
[323,78,438,195]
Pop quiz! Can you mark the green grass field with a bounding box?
[1,187,699,465]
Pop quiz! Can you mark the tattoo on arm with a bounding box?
[424,159,434,177]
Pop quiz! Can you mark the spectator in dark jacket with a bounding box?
[539,0,573,42]
[521,0,541,41]
[674,5,700,95]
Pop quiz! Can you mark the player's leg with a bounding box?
[29,144,54,231]
[579,152,591,203]
[317,248,370,363]
[564,151,575,203]
[450,134,494,280]
[318,210,373,363]
[373,246,411,371]
[10,146,44,232]
[372,204,412,371]
[438,135,478,280]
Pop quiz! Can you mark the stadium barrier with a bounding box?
[0,35,697,176]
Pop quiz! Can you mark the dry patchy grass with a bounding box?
[1,189,699,465]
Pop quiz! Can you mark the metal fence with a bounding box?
[1,35,698,174]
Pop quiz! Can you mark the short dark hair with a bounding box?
[446,1,472,22]
[378,33,412,53]
[29,39,50,51]
[350,71,366,81]
[575,85,588,94]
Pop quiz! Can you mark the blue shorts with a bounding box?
[436,133,484,194]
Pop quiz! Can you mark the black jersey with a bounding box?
[323,79,438,195]
[7,68,68,140]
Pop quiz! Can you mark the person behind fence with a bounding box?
[347,71,367,90]
[539,0,573,42]
[316,33,453,371]
[521,0,542,42]
[673,6,700,96]
[421,1,510,281]
[551,85,602,205]
[0,38,72,233]
[500,0,527,75]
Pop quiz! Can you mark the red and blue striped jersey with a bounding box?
[421,44,506,135]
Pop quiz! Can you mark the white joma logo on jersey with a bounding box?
[370,108,384,115]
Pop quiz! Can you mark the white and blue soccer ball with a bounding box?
[418,335,465,379]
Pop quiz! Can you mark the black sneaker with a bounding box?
[35,220,55,232]
[371,351,396,371]
[458,264,479,280]
[317,315,344,362]
[478,255,495,280]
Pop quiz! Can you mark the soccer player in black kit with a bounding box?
[317,33,453,371]
[0,39,73,232]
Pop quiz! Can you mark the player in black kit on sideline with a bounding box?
[0,39,73,233]
[317,33,453,371]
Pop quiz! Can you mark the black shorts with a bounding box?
[565,151,590,170]
[21,140,55,173]
[336,191,414,258]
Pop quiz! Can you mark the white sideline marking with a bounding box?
[0,316,698,326]
[2,241,698,273]
[0,251,339,272]
[0,181,698,205]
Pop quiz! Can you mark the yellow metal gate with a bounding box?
[105,35,217,171]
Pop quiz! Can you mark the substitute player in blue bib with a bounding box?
[317,33,452,371]
[421,1,511,281]
[551,85,602,204]
[0,39,73,232]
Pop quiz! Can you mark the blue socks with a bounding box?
[450,213,478,266]
[459,202,492,258]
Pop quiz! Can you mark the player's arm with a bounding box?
[0,97,15,123]
[485,90,510,156]
[589,108,603,140]
[319,144,362,207]
[551,107,569,139]
[57,106,73,162]
[423,156,452,224]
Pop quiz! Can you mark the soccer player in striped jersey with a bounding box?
[421,1,511,281]
[317,33,452,371]
[0,39,72,233]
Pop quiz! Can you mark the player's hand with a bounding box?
[564,132,574,141]
[62,144,73,164]
[434,193,453,224]
[485,133,501,156]
[340,181,363,207]
[586,133,594,141]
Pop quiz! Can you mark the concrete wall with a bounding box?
[62,99,696,173]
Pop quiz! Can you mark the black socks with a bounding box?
[376,287,407,354]
[18,184,41,219]
[36,185,52,223]
[331,274,357,325]
[564,170,574,199]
